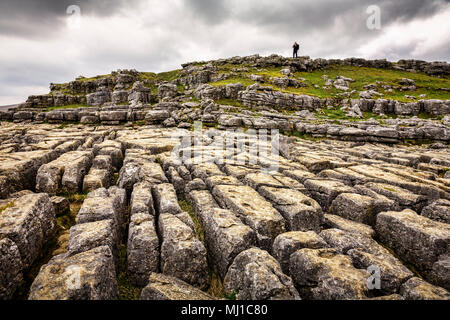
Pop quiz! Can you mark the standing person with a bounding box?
[293,42,300,58]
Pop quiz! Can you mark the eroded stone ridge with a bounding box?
[0,119,449,300]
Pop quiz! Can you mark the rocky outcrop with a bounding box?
[28,246,118,300]
[140,273,215,300]
[0,193,56,299]
[224,248,300,300]
[290,248,370,300]
[376,210,449,290]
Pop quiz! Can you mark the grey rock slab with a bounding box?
[28,246,118,300]
[140,273,215,300]
[272,231,327,274]
[130,182,155,216]
[68,219,118,260]
[376,209,449,275]
[0,238,23,299]
[212,184,286,250]
[400,277,449,300]
[421,199,450,224]
[127,213,159,287]
[224,248,300,300]
[289,248,370,300]
[347,249,414,294]
[203,208,256,278]
[0,193,56,268]
[258,186,323,232]
[330,193,377,225]
[152,183,182,215]
[323,214,375,238]
[303,179,355,211]
[158,213,209,290]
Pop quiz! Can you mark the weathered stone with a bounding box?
[421,199,450,224]
[76,187,126,234]
[36,151,93,195]
[283,170,314,183]
[82,168,111,193]
[244,172,284,189]
[50,196,70,216]
[158,82,178,99]
[203,208,256,278]
[0,193,56,268]
[91,154,113,170]
[152,183,182,215]
[363,182,427,212]
[205,175,242,190]
[100,110,128,122]
[400,277,450,300]
[212,184,286,250]
[68,219,118,260]
[158,213,209,289]
[191,163,224,180]
[319,228,379,254]
[28,246,118,300]
[258,186,323,232]
[166,167,185,196]
[0,238,23,299]
[224,248,300,300]
[330,193,376,225]
[290,248,370,300]
[128,213,159,286]
[429,254,450,291]
[323,214,375,238]
[184,178,207,193]
[272,231,327,274]
[347,249,413,294]
[130,182,155,216]
[140,273,215,300]
[145,110,170,124]
[188,190,220,226]
[303,179,354,210]
[376,210,450,278]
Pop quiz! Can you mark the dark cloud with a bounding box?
[229,0,446,35]
[183,0,231,24]
[0,0,137,38]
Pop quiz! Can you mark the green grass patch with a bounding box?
[0,201,14,214]
[295,65,450,101]
[208,64,450,102]
[283,130,325,142]
[439,168,450,178]
[156,69,183,82]
[46,104,89,111]
[75,74,112,82]
[403,139,435,146]
[58,192,88,204]
[215,98,245,108]
[417,112,443,120]
[210,77,255,88]
[179,198,205,243]
[56,192,87,230]
[117,244,141,300]
[223,291,238,300]
[382,186,398,193]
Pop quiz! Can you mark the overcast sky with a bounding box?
[1,0,449,105]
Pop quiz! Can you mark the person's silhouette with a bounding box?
[293,42,300,58]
